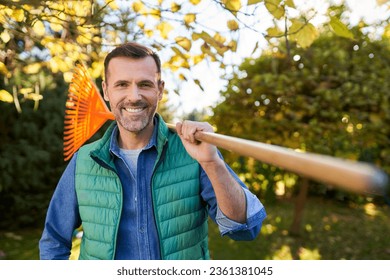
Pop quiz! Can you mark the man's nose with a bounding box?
[126,84,141,100]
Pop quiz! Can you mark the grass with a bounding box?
[1,197,390,260]
[209,197,390,260]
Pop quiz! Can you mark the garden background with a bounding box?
[0,0,389,260]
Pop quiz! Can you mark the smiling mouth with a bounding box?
[124,107,145,113]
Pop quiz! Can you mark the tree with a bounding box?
[2,0,388,107]
[211,14,390,202]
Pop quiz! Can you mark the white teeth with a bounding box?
[124,108,143,113]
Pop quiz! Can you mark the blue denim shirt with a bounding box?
[39,118,266,260]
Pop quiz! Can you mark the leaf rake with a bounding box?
[63,63,388,196]
[63,63,114,161]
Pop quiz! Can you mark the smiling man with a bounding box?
[39,42,266,260]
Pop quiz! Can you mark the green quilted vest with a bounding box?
[75,116,210,260]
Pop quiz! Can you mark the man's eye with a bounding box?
[139,82,153,88]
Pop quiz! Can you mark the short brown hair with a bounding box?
[103,42,161,81]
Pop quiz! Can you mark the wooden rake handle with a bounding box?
[166,123,388,196]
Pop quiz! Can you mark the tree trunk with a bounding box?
[289,177,309,236]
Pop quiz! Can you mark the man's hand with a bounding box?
[175,120,247,223]
[175,120,219,164]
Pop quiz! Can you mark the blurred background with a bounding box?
[0,0,389,260]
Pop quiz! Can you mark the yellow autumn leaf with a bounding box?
[265,0,285,20]
[26,93,43,101]
[247,0,263,5]
[171,46,187,58]
[132,1,144,13]
[0,89,13,103]
[23,62,42,74]
[222,0,241,11]
[214,33,226,44]
[377,0,389,5]
[192,54,205,65]
[167,54,190,70]
[190,0,202,5]
[73,1,92,17]
[33,20,46,37]
[48,56,65,73]
[47,42,65,56]
[227,19,239,31]
[329,16,354,40]
[228,40,237,52]
[0,30,11,43]
[184,13,196,25]
[50,22,63,32]
[157,22,173,39]
[0,12,6,25]
[19,88,34,95]
[63,72,73,83]
[149,9,161,19]
[11,9,25,22]
[91,61,104,79]
[77,34,92,45]
[175,36,192,51]
[106,0,119,10]
[383,23,390,38]
[137,20,145,28]
[0,62,10,77]
[171,2,181,12]
[92,36,102,44]
[145,29,154,38]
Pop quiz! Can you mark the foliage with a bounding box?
[211,23,390,201]
[1,0,388,101]
[0,70,68,228]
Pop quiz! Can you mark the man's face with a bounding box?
[102,56,164,134]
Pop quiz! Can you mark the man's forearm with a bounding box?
[200,157,247,223]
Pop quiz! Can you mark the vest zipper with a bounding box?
[150,140,168,259]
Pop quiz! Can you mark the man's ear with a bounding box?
[102,80,109,101]
[158,80,165,101]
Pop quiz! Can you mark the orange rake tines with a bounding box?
[63,63,114,161]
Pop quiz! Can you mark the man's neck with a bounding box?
[117,122,154,150]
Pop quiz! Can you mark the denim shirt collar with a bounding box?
[109,116,160,158]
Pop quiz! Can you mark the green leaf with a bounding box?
[267,26,284,37]
[285,0,295,8]
[289,21,318,48]
[329,16,354,40]
[247,0,263,5]
[265,0,285,20]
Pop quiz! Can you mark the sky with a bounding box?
[164,0,389,118]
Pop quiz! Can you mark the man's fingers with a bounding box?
[176,120,204,144]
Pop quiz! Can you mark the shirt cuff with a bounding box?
[215,188,265,236]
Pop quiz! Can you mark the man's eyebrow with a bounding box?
[113,79,130,85]
[138,79,155,84]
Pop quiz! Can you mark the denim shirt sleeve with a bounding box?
[200,151,266,241]
[39,154,81,260]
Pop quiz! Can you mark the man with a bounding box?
[39,42,266,260]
